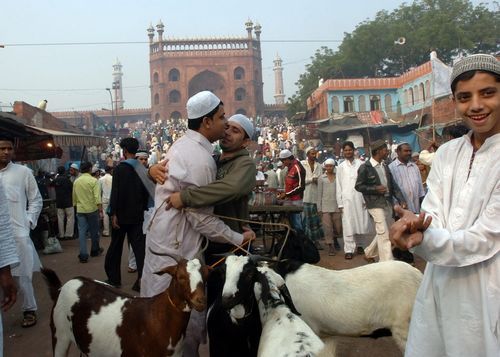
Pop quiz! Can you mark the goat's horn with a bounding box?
[249,254,277,263]
[212,252,233,258]
[148,247,183,262]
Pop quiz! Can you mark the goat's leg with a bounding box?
[390,323,408,353]
[53,332,72,357]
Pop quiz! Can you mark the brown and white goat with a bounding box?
[41,254,209,357]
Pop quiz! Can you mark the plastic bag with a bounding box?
[43,237,63,254]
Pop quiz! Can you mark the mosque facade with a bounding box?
[148,20,265,121]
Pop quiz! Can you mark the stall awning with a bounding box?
[0,113,59,161]
[26,126,106,147]
[306,117,330,124]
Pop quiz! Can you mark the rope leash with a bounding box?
[147,196,292,267]
[182,208,292,266]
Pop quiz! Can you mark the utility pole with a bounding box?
[105,88,115,135]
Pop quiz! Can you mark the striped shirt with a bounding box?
[0,184,20,269]
[388,158,425,213]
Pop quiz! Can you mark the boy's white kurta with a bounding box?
[335,159,371,235]
[0,162,42,278]
[141,130,244,297]
[406,133,500,357]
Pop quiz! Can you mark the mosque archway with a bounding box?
[188,70,226,99]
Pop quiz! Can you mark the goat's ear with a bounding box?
[154,265,177,276]
[279,284,301,316]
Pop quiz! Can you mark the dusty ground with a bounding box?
[2,236,425,356]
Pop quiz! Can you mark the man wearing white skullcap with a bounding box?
[69,163,80,183]
[142,92,254,356]
[149,114,257,348]
[317,158,342,256]
[391,54,500,357]
[277,149,306,231]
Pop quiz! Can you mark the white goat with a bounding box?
[254,264,325,357]
[274,259,422,352]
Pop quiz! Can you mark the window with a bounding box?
[236,108,247,115]
[154,113,160,121]
[235,88,246,101]
[331,96,339,113]
[419,83,425,101]
[358,95,366,111]
[168,68,180,82]
[169,90,181,103]
[153,72,159,83]
[343,96,354,112]
[384,94,392,112]
[413,85,419,104]
[409,88,414,106]
[234,67,245,80]
[154,93,159,105]
[370,95,381,111]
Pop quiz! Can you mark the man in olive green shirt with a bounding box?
[72,161,103,263]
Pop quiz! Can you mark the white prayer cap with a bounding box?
[279,149,293,159]
[396,141,410,149]
[277,161,283,167]
[135,150,149,158]
[70,163,79,170]
[419,150,434,166]
[305,146,316,155]
[228,114,254,138]
[186,91,221,120]
[323,158,336,166]
[450,54,500,86]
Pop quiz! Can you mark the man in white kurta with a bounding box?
[390,54,500,357]
[0,138,42,327]
[404,132,499,357]
[141,92,250,357]
[336,141,372,257]
[141,128,245,296]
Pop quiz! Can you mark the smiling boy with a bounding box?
[390,54,500,356]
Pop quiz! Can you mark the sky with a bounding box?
[0,0,492,113]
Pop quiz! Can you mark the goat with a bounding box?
[41,254,209,357]
[206,255,262,357]
[254,264,324,357]
[273,259,423,352]
[222,258,422,353]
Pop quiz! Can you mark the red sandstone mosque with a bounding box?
[51,20,287,126]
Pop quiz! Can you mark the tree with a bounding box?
[287,0,499,117]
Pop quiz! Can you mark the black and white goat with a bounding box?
[206,255,262,357]
[254,264,324,357]
[41,254,209,357]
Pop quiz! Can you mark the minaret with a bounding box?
[245,19,254,39]
[156,20,164,47]
[112,58,124,110]
[147,24,155,44]
[273,53,285,105]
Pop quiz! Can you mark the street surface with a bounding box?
[3,236,425,356]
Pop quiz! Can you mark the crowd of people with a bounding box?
[0,53,498,357]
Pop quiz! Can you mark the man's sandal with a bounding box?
[21,311,37,328]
